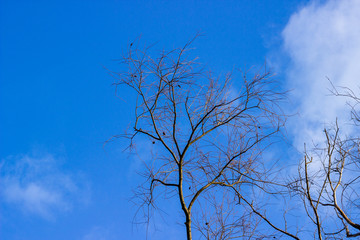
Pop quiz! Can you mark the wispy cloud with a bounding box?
[0,152,90,219]
[282,0,360,148]
[82,226,115,240]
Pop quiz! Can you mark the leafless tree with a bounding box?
[290,85,360,239]
[108,36,300,239]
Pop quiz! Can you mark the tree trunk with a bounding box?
[185,214,192,240]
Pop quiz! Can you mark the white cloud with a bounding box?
[282,0,360,148]
[0,153,89,219]
[82,226,113,240]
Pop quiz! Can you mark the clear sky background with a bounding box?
[1,0,360,239]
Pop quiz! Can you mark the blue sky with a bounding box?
[1,0,360,239]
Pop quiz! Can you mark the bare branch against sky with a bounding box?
[2,1,360,239]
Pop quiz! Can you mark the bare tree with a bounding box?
[291,85,360,239]
[109,36,297,239]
